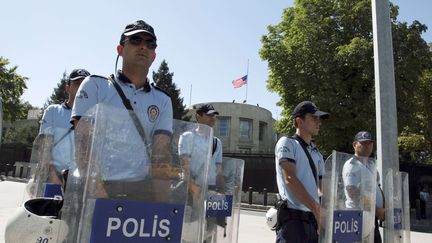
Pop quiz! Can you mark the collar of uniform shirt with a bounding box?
[352,155,376,175]
[117,70,150,92]
[293,134,316,149]
[61,102,71,110]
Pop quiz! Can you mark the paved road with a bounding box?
[0,180,430,243]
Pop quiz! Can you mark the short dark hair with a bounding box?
[293,114,306,128]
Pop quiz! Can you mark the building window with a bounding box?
[217,117,230,137]
[239,118,252,141]
[259,122,267,141]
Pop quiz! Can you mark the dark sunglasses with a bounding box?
[125,36,157,50]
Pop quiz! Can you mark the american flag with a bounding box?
[232,75,247,88]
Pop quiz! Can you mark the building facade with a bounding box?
[188,102,276,154]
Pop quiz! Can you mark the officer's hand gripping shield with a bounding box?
[25,126,75,200]
[60,104,212,243]
[319,151,377,243]
[203,157,244,243]
[384,170,410,243]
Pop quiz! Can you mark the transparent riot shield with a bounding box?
[384,170,410,243]
[5,127,75,243]
[203,157,244,243]
[26,127,75,200]
[0,96,3,146]
[60,104,212,243]
[319,151,377,243]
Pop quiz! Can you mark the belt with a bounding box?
[280,207,316,222]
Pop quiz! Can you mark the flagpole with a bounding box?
[189,84,192,107]
[245,59,249,102]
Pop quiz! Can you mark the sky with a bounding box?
[1,0,431,120]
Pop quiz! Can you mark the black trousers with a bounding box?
[276,218,318,243]
[374,218,382,243]
[420,200,426,218]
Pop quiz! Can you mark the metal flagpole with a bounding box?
[189,84,192,107]
[245,59,249,102]
[371,2,400,241]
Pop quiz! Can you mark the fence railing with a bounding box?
[0,161,32,181]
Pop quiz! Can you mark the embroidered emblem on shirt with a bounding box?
[147,105,159,122]
[77,90,88,99]
[277,146,290,154]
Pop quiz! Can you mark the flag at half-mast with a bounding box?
[232,75,247,88]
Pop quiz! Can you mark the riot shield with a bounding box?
[60,104,212,243]
[319,151,377,243]
[0,96,3,146]
[26,127,75,199]
[5,127,74,243]
[203,157,244,243]
[384,170,410,243]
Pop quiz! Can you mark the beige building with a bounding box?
[188,102,276,154]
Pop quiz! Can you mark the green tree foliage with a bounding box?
[260,0,432,155]
[0,57,30,121]
[153,60,190,121]
[3,122,39,146]
[44,71,69,108]
[418,69,432,152]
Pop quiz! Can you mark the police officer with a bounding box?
[196,104,223,192]
[40,68,90,184]
[342,131,385,243]
[179,104,223,190]
[71,20,173,199]
[178,103,223,242]
[274,101,329,243]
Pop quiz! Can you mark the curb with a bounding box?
[240,203,271,212]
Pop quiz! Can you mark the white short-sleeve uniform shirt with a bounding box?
[275,135,325,212]
[71,72,173,181]
[40,103,75,173]
[178,131,222,187]
[342,157,384,208]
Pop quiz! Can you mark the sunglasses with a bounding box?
[125,36,157,50]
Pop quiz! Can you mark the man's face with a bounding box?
[196,113,216,127]
[119,33,156,69]
[298,114,322,136]
[353,140,374,157]
[66,78,84,100]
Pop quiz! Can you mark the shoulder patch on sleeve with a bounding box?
[151,83,171,98]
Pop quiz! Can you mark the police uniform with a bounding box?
[275,135,325,211]
[178,131,223,187]
[40,102,73,132]
[343,156,384,243]
[342,157,384,209]
[71,71,173,182]
[40,102,75,173]
[274,134,325,242]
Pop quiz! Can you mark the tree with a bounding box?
[153,60,190,121]
[3,122,39,146]
[0,57,29,121]
[44,71,69,108]
[260,0,432,155]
